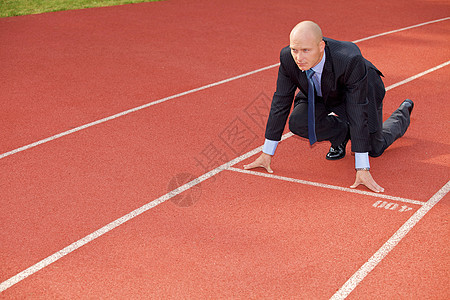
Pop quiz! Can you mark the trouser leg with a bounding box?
[288,100,348,147]
[369,102,411,157]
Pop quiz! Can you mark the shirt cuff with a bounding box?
[262,139,279,155]
[355,152,370,169]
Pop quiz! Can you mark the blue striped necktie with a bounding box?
[306,69,317,145]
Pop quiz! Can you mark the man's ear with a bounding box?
[319,40,325,52]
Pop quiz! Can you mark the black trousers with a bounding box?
[288,97,411,157]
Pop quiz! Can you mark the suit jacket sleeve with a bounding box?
[264,48,297,141]
[341,54,371,152]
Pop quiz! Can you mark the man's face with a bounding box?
[290,34,325,71]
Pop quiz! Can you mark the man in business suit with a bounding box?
[243,21,413,192]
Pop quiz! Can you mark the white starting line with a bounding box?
[227,167,426,206]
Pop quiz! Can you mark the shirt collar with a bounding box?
[311,50,326,75]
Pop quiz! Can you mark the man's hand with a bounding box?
[350,170,384,193]
[243,153,273,173]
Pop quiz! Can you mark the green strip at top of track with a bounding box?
[0,0,163,18]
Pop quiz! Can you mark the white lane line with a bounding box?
[330,181,450,300]
[0,63,279,161]
[227,167,426,206]
[0,144,264,293]
[353,17,450,43]
[1,17,449,161]
[385,60,450,91]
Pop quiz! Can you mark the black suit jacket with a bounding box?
[265,37,385,152]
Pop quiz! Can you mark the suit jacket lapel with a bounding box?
[296,64,309,96]
[321,44,334,103]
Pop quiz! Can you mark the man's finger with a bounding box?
[372,183,385,193]
[361,180,385,193]
[364,178,383,193]
[243,163,259,170]
[366,183,380,193]
[244,162,273,173]
[350,179,360,189]
[243,161,263,170]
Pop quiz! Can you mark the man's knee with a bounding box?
[369,148,384,158]
[288,115,308,138]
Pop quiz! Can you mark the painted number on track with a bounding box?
[372,200,413,212]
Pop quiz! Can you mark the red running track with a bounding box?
[0,0,449,298]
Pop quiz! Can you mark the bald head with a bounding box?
[290,21,323,44]
[289,21,325,71]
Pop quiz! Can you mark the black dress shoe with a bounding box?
[326,131,350,160]
[400,99,414,115]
